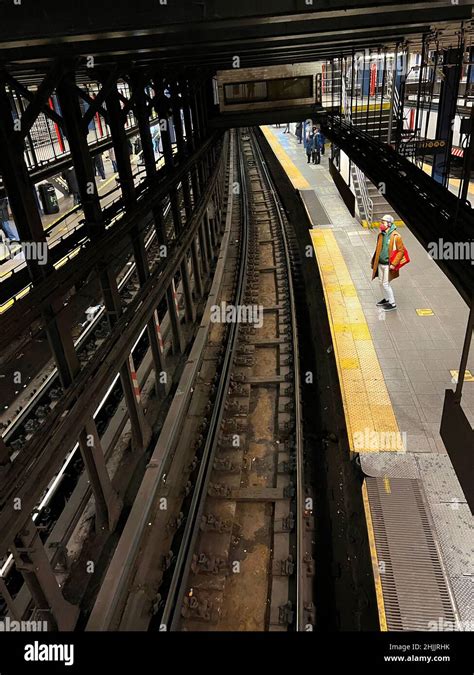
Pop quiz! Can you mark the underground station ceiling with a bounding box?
[0,0,472,80]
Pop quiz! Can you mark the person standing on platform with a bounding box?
[319,130,326,154]
[94,153,106,180]
[283,122,290,133]
[296,122,303,144]
[371,214,406,312]
[65,168,80,206]
[108,147,117,173]
[312,128,321,164]
[305,129,315,163]
[0,197,20,242]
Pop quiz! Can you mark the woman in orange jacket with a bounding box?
[371,214,406,312]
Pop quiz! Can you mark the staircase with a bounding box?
[349,103,402,226]
[351,104,392,142]
[366,178,400,226]
[50,175,70,197]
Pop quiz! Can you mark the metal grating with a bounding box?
[361,453,419,479]
[366,477,457,631]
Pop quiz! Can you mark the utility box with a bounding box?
[38,183,59,215]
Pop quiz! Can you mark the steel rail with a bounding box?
[160,130,248,631]
[250,129,305,631]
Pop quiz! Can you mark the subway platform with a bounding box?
[0,147,162,306]
[262,124,474,630]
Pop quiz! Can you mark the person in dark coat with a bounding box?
[65,168,80,206]
[319,130,326,154]
[295,122,303,144]
[305,130,315,163]
[94,153,106,180]
[312,130,322,164]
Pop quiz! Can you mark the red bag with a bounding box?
[389,233,410,270]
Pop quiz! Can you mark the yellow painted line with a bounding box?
[45,207,76,232]
[0,283,31,314]
[0,298,14,314]
[15,285,30,300]
[53,245,80,270]
[416,308,434,316]
[362,481,388,631]
[310,228,401,453]
[44,172,118,233]
[352,101,391,113]
[260,126,311,190]
[450,369,474,382]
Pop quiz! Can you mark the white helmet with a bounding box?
[381,214,394,224]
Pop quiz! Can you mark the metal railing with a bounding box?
[352,162,373,225]
[342,78,373,225]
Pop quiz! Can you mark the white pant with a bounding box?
[378,264,395,305]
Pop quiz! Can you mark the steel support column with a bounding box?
[0,437,10,465]
[11,520,79,630]
[105,80,167,395]
[432,48,463,186]
[57,73,151,452]
[133,76,184,355]
[182,89,209,280]
[0,80,81,396]
[79,421,122,531]
[155,83,195,325]
[171,81,203,299]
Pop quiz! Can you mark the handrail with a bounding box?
[353,162,373,225]
[342,78,373,225]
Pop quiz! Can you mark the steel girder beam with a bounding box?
[131,72,185,355]
[79,75,115,128]
[56,73,104,235]
[171,79,204,301]
[104,76,167,393]
[0,135,225,551]
[209,105,334,129]
[0,78,81,392]
[432,47,464,186]
[2,71,64,130]
[0,131,219,351]
[17,60,65,137]
[0,120,152,201]
[0,2,469,69]
[41,71,125,525]
[11,520,79,630]
[154,76,196,326]
[57,70,151,452]
[129,72,168,389]
[322,116,474,305]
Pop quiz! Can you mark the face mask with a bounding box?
[380,222,389,232]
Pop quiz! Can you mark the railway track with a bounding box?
[88,128,314,632]
[168,129,309,631]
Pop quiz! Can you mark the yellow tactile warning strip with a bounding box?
[260,126,311,190]
[362,480,388,631]
[310,228,402,453]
